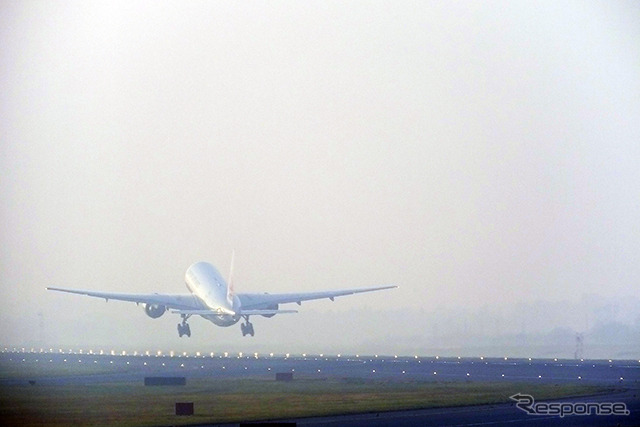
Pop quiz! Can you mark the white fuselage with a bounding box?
[185,262,240,327]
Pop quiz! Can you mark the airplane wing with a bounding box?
[237,285,397,310]
[46,287,204,310]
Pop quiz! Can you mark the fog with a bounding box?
[2,1,639,359]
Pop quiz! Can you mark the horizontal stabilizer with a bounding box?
[171,308,296,316]
[171,308,236,316]
[240,309,298,315]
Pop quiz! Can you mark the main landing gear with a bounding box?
[241,316,254,337]
[177,314,191,338]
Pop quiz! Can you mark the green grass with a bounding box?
[0,358,134,379]
[0,377,611,427]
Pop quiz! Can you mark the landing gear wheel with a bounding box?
[177,314,191,338]
[241,317,255,337]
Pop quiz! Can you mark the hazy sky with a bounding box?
[1,1,639,353]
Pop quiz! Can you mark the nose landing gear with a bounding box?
[241,316,254,337]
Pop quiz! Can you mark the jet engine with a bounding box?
[262,304,279,318]
[144,303,166,319]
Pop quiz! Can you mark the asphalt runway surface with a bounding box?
[229,388,640,427]
[1,351,639,426]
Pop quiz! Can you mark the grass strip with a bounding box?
[0,377,611,427]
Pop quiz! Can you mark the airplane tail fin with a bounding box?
[227,250,235,305]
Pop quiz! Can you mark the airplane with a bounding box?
[47,258,396,337]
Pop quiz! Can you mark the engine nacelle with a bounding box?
[144,303,166,319]
[262,304,278,318]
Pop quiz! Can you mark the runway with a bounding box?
[1,350,639,426]
[1,351,638,385]
[225,388,640,427]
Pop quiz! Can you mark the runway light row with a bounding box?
[2,349,638,365]
[2,357,624,381]
[3,351,640,372]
